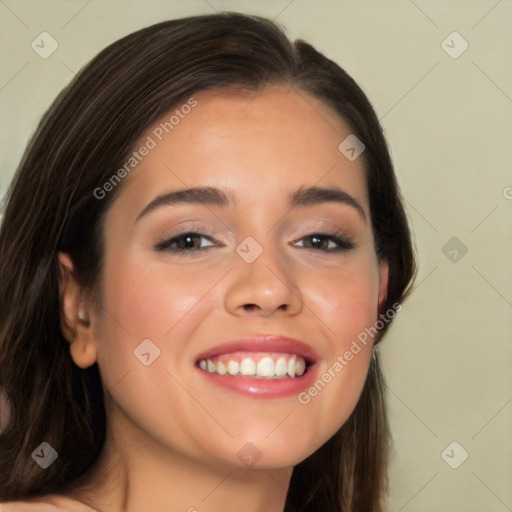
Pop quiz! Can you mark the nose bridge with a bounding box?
[225,233,303,315]
[241,235,288,285]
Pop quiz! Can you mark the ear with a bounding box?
[57,252,98,369]
[377,260,389,313]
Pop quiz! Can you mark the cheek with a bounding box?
[97,257,212,332]
[91,258,228,461]
[296,257,380,431]
[309,254,381,341]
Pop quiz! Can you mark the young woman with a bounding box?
[0,12,416,512]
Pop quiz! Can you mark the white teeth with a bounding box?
[287,355,296,378]
[216,361,227,375]
[240,358,256,376]
[275,357,287,376]
[257,357,274,377]
[227,360,239,375]
[295,357,306,376]
[198,354,308,379]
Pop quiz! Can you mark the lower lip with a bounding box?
[195,363,319,398]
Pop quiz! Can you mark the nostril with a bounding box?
[242,303,289,311]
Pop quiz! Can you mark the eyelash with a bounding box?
[154,229,355,255]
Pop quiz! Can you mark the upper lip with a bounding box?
[195,335,320,365]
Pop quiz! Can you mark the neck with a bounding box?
[67,398,292,512]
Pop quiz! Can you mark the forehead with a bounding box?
[165,85,355,170]
[110,85,369,218]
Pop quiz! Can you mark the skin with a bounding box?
[58,84,388,512]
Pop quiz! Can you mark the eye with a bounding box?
[294,232,355,252]
[154,230,354,254]
[155,231,220,253]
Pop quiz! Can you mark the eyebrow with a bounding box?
[135,185,366,223]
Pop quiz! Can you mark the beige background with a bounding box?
[1,1,511,510]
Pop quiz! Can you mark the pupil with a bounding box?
[311,236,324,248]
[182,235,197,249]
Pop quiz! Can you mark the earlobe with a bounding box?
[57,252,98,368]
[69,335,98,369]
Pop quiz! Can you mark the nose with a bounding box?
[224,243,304,317]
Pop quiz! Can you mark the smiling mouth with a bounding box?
[197,352,310,379]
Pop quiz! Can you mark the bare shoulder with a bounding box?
[0,494,98,511]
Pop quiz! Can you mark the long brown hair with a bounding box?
[0,12,416,511]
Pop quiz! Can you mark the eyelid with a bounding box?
[154,228,223,253]
[292,231,356,252]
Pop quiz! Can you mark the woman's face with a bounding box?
[82,85,388,470]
